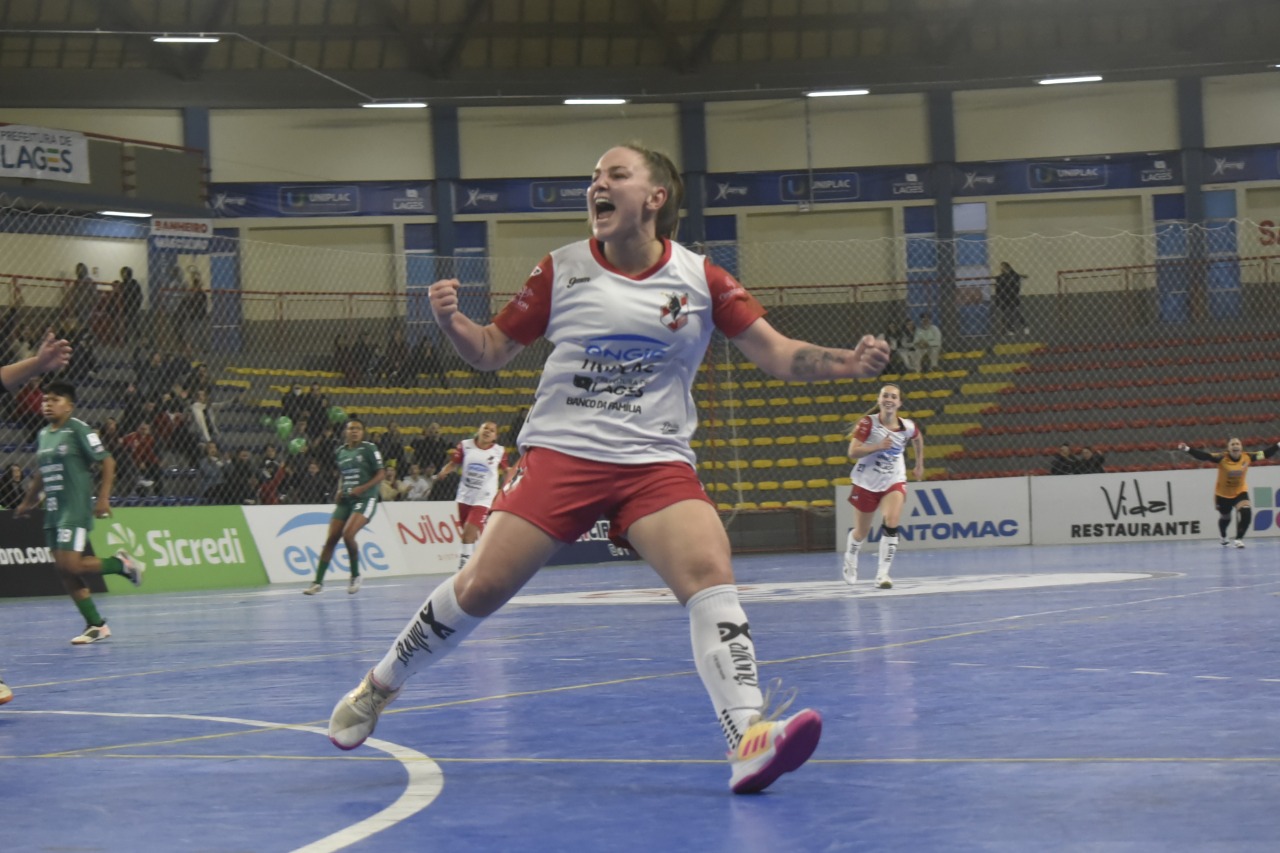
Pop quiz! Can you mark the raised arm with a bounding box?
[0,330,71,393]
[429,279,525,371]
[1177,442,1220,463]
[732,317,890,382]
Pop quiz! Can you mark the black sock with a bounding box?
[1218,515,1230,538]
[1236,507,1252,540]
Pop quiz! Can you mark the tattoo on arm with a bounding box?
[791,346,846,378]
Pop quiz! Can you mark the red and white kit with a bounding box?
[493,238,764,468]
[450,439,507,508]
[849,413,918,495]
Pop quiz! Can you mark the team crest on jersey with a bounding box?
[660,292,689,331]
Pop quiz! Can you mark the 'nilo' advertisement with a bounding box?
[834,479,1031,552]
[90,506,266,593]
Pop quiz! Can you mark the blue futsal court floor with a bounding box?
[3,540,1280,852]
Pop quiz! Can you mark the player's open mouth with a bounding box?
[593,198,616,221]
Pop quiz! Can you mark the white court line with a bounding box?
[7,709,442,853]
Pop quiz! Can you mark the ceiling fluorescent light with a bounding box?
[1038,75,1103,85]
[361,100,428,109]
[99,210,152,218]
[152,35,220,44]
[806,89,870,98]
[564,98,628,105]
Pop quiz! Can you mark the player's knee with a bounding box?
[881,523,900,537]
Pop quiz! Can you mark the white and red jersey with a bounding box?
[450,439,508,507]
[849,413,918,492]
[493,238,765,468]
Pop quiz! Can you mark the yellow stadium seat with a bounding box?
[717,503,734,511]
[814,395,835,404]
[782,480,806,490]
[750,437,774,446]
[768,397,789,406]
[826,455,847,465]
[799,435,821,444]
[742,381,763,389]
[733,502,759,510]
[819,414,843,423]
[772,416,795,425]
[822,433,845,442]
[833,477,852,486]
[728,459,749,470]
[810,499,835,508]
[775,436,797,445]
[745,399,766,407]
[749,417,772,426]
[732,482,754,491]
[797,415,817,424]
[751,459,774,469]
[792,396,812,405]
[806,478,830,489]
[729,438,749,447]
[758,501,784,509]
[784,500,809,509]
[757,482,780,491]
[800,456,824,466]
[776,458,799,468]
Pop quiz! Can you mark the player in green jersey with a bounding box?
[16,381,144,644]
[304,417,385,595]
[1,329,72,700]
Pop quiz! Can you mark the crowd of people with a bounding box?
[1049,443,1107,475]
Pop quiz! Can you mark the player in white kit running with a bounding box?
[842,384,925,589]
[436,420,508,570]
[329,143,891,794]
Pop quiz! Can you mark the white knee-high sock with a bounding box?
[372,577,482,691]
[688,584,764,751]
[457,542,474,571]
[878,531,899,577]
[845,530,863,560]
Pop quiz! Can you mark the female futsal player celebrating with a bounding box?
[1178,437,1279,547]
[842,383,925,589]
[328,142,891,794]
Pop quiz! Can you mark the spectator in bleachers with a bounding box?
[15,377,43,442]
[117,266,143,333]
[1049,443,1078,476]
[994,262,1030,337]
[176,269,208,358]
[409,334,449,389]
[184,363,213,398]
[1076,446,1106,475]
[118,389,146,436]
[410,421,450,471]
[62,262,97,329]
[138,350,178,401]
[301,384,328,435]
[197,441,228,504]
[350,333,377,384]
[899,319,920,373]
[880,321,907,374]
[188,389,228,450]
[226,447,261,505]
[334,335,358,384]
[120,421,164,494]
[912,313,943,373]
[401,462,435,501]
[288,458,329,504]
[379,421,408,471]
[259,443,282,483]
[60,316,97,383]
[97,417,123,458]
[282,383,305,422]
[379,464,402,503]
[381,329,410,386]
[0,463,25,508]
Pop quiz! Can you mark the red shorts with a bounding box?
[456,503,491,532]
[490,446,714,547]
[848,482,907,513]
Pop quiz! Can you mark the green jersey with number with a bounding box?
[336,441,383,495]
[37,417,109,530]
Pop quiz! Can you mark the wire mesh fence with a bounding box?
[0,199,1275,515]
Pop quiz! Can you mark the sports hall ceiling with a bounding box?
[0,0,1278,109]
